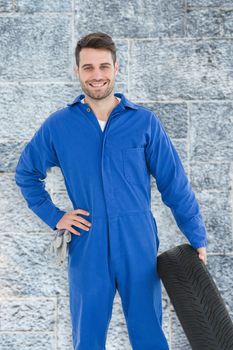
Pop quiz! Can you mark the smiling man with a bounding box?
[74,42,121,126]
[15,32,208,350]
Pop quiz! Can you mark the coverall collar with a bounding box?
[67,92,139,110]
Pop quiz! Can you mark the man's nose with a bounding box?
[92,70,105,80]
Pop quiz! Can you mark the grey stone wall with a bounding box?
[1,0,233,349]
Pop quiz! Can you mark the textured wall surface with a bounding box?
[1,0,233,349]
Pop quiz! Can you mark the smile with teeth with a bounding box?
[89,82,107,88]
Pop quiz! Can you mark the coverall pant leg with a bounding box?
[111,211,169,350]
[67,210,169,350]
[68,218,117,350]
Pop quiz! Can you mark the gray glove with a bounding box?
[50,229,71,265]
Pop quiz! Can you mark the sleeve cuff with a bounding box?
[30,198,67,231]
[190,239,208,249]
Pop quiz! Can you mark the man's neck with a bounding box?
[84,94,120,122]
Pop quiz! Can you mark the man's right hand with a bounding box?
[55,208,92,236]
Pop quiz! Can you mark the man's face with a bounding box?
[75,48,118,101]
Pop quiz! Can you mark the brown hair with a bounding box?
[75,32,117,67]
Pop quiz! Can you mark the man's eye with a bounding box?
[83,66,109,71]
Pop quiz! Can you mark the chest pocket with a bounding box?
[123,147,148,185]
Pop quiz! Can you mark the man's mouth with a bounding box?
[89,81,108,88]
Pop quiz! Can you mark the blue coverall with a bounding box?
[15,92,208,350]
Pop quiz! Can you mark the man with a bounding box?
[15,32,208,350]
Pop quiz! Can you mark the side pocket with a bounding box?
[68,224,92,255]
[152,216,160,251]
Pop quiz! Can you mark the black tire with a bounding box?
[157,243,233,350]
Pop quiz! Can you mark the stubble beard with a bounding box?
[80,79,115,101]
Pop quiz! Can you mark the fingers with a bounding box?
[73,220,91,231]
[199,253,207,265]
[69,208,92,235]
[69,227,81,236]
[196,247,207,265]
[72,208,90,216]
[72,215,92,229]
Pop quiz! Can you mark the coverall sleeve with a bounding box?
[145,113,208,249]
[14,119,67,231]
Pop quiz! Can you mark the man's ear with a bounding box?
[74,65,79,77]
[114,61,119,75]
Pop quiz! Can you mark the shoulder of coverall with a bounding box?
[40,95,161,129]
[65,94,163,135]
[66,92,140,110]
